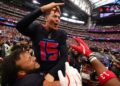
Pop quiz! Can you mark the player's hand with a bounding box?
[58,62,82,86]
[43,80,60,86]
[70,37,92,57]
[40,2,64,13]
[45,73,54,82]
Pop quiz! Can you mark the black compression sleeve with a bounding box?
[16,8,43,36]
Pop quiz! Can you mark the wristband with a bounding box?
[89,55,97,62]
[98,70,117,85]
[89,52,98,57]
[89,56,97,62]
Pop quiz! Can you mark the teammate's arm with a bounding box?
[70,37,120,86]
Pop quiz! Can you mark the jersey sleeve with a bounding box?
[16,8,43,37]
[48,30,68,78]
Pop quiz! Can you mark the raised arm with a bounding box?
[16,2,64,36]
[70,37,120,86]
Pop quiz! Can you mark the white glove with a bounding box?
[58,62,82,86]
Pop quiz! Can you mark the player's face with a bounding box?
[46,8,61,30]
[16,52,40,72]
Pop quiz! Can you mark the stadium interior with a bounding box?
[0,0,120,86]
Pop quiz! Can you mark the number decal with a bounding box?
[40,40,59,61]
[100,72,110,80]
[40,41,46,61]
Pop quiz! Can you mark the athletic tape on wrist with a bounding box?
[90,57,97,62]
[89,55,97,62]
[98,70,117,85]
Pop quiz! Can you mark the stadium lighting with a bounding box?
[69,0,91,15]
[89,0,115,8]
[71,15,77,19]
[60,17,84,24]
[32,0,40,4]
[63,13,68,16]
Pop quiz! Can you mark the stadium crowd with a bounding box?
[0,1,120,86]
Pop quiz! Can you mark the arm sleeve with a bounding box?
[49,31,68,78]
[16,8,43,37]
